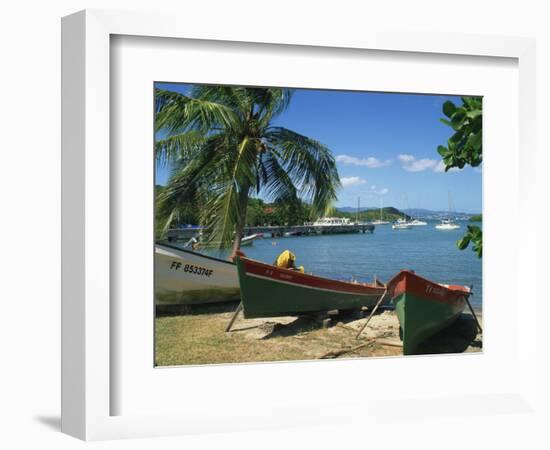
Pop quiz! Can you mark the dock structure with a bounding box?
[166,223,375,241]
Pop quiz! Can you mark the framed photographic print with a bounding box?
[62,9,538,441]
[153,82,483,366]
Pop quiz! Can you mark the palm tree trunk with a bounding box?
[231,182,251,256]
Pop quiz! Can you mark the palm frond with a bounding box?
[190,85,249,118]
[200,179,243,249]
[256,88,294,128]
[265,127,340,216]
[155,131,206,166]
[200,137,258,248]
[156,135,228,227]
[155,88,239,134]
[258,151,300,206]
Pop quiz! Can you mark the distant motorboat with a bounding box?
[194,233,260,248]
[312,217,352,226]
[392,216,412,229]
[435,219,460,230]
[312,216,355,234]
[283,230,302,237]
[240,233,261,246]
[392,222,413,230]
[409,219,427,226]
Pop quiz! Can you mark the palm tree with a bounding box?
[155,86,340,254]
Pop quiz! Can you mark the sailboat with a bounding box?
[392,196,413,229]
[370,198,390,225]
[435,218,460,230]
[409,218,427,226]
[392,218,413,229]
[435,192,460,230]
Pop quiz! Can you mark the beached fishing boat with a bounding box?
[387,270,470,355]
[155,243,239,305]
[236,256,387,318]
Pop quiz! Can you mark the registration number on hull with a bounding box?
[170,261,213,277]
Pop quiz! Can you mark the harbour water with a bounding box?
[198,220,483,309]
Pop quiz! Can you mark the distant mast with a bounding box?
[356,197,360,223]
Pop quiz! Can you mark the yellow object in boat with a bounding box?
[274,250,304,272]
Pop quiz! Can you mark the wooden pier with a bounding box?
[166,223,375,241]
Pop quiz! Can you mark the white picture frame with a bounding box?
[62,9,538,441]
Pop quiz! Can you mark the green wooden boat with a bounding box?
[387,270,471,355]
[236,256,387,319]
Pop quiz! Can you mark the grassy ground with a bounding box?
[155,302,482,366]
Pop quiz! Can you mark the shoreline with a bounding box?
[155,303,482,367]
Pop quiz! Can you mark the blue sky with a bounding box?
[155,83,482,213]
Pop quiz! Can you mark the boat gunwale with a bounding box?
[387,270,470,305]
[156,242,236,266]
[238,256,386,295]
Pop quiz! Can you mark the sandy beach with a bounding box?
[155,303,482,366]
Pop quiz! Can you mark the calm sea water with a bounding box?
[200,221,483,309]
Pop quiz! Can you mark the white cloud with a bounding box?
[434,160,462,173]
[341,176,367,187]
[397,154,415,163]
[398,154,438,172]
[370,185,389,195]
[398,154,461,173]
[433,160,446,173]
[336,154,392,168]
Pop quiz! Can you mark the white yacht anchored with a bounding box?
[371,198,390,225]
[435,218,460,230]
[435,193,460,230]
[409,218,427,226]
[392,217,412,229]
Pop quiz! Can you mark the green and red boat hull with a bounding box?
[236,256,386,319]
[388,270,470,355]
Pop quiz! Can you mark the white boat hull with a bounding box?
[392,223,412,229]
[155,244,240,305]
[240,233,260,246]
[435,224,460,230]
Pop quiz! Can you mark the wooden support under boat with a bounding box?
[466,285,483,334]
[225,302,243,332]
[355,288,389,339]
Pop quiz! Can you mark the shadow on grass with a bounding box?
[258,307,386,339]
[156,300,241,317]
[258,317,325,339]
